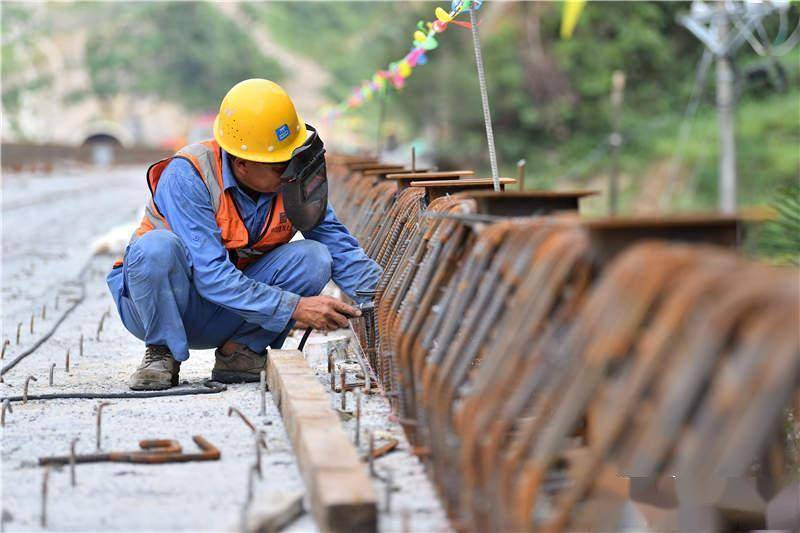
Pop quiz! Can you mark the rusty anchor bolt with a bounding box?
[23,376,38,403]
[49,363,56,386]
[41,466,50,528]
[1,399,12,427]
[227,406,257,433]
[30,313,35,335]
[1,339,9,359]
[95,402,111,450]
[70,438,79,486]
[65,348,70,373]
[95,311,110,341]
[259,370,267,417]
[16,322,22,345]
[41,304,47,320]
[79,334,84,357]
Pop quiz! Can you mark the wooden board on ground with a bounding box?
[267,349,377,533]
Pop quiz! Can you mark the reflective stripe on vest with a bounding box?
[117,140,295,269]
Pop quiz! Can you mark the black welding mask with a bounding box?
[280,124,328,232]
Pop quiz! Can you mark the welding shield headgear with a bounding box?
[280,124,328,232]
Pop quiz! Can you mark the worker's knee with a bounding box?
[294,240,332,295]
[126,230,186,279]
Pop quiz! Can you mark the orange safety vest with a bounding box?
[116,140,296,269]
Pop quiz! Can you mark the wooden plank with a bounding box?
[267,349,377,533]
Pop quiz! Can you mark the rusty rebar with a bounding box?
[1,400,12,426]
[329,353,335,391]
[70,438,79,486]
[49,363,56,386]
[65,348,70,372]
[95,401,111,450]
[227,406,257,433]
[41,304,47,320]
[259,370,266,417]
[95,311,110,341]
[340,367,347,411]
[30,313,35,335]
[41,466,50,528]
[23,376,37,403]
[355,388,362,447]
[254,429,265,479]
[79,334,84,356]
[16,323,22,345]
[1,340,9,360]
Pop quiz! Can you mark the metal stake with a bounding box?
[355,388,362,447]
[70,438,79,486]
[259,370,267,417]
[384,468,394,513]
[328,353,335,391]
[16,323,22,345]
[96,311,110,341]
[95,401,111,450]
[49,363,56,386]
[41,466,50,528]
[41,304,47,320]
[368,431,376,478]
[254,430,265,479]
[79,334,84,357]
[65,348,70,373]
[30,314,35,335]
[23,376,37,404]
[1,340,9,359]
[469,7,500,192]
[1,400,12,426]
[340,367,347,411]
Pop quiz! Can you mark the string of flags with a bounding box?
[321,0,483,120]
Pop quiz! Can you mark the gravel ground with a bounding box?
[1,166,450,532]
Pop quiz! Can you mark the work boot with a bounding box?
[129,345,180,391]
[211,346,267,383]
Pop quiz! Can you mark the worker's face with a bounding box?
[231,157,289,193]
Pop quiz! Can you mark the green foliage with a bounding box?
[754,184,800,265]
[84,2,284,110]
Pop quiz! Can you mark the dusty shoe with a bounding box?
[129,345,180,391]
[211,346,267,383]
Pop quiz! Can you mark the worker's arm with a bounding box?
[153,159,300,332]
[302,204,383,302]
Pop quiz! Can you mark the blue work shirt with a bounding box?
[112,150,381,334]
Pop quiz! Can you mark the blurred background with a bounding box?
[2,1,798,259]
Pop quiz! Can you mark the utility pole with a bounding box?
[608,70,625,215]
[714,3,737,213]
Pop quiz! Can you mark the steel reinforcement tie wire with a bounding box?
[1,380,227,403]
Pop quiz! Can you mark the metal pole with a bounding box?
[609,70,626,215]
[376,93,387,159]
[715,4,737,213]
[469,8,501,192]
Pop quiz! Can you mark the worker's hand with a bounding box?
[291,296,361,331]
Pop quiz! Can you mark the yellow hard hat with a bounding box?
[213,79,308,163]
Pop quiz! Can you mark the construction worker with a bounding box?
[106,79,382,390]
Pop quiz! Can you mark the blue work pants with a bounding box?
[107,230,331,361]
